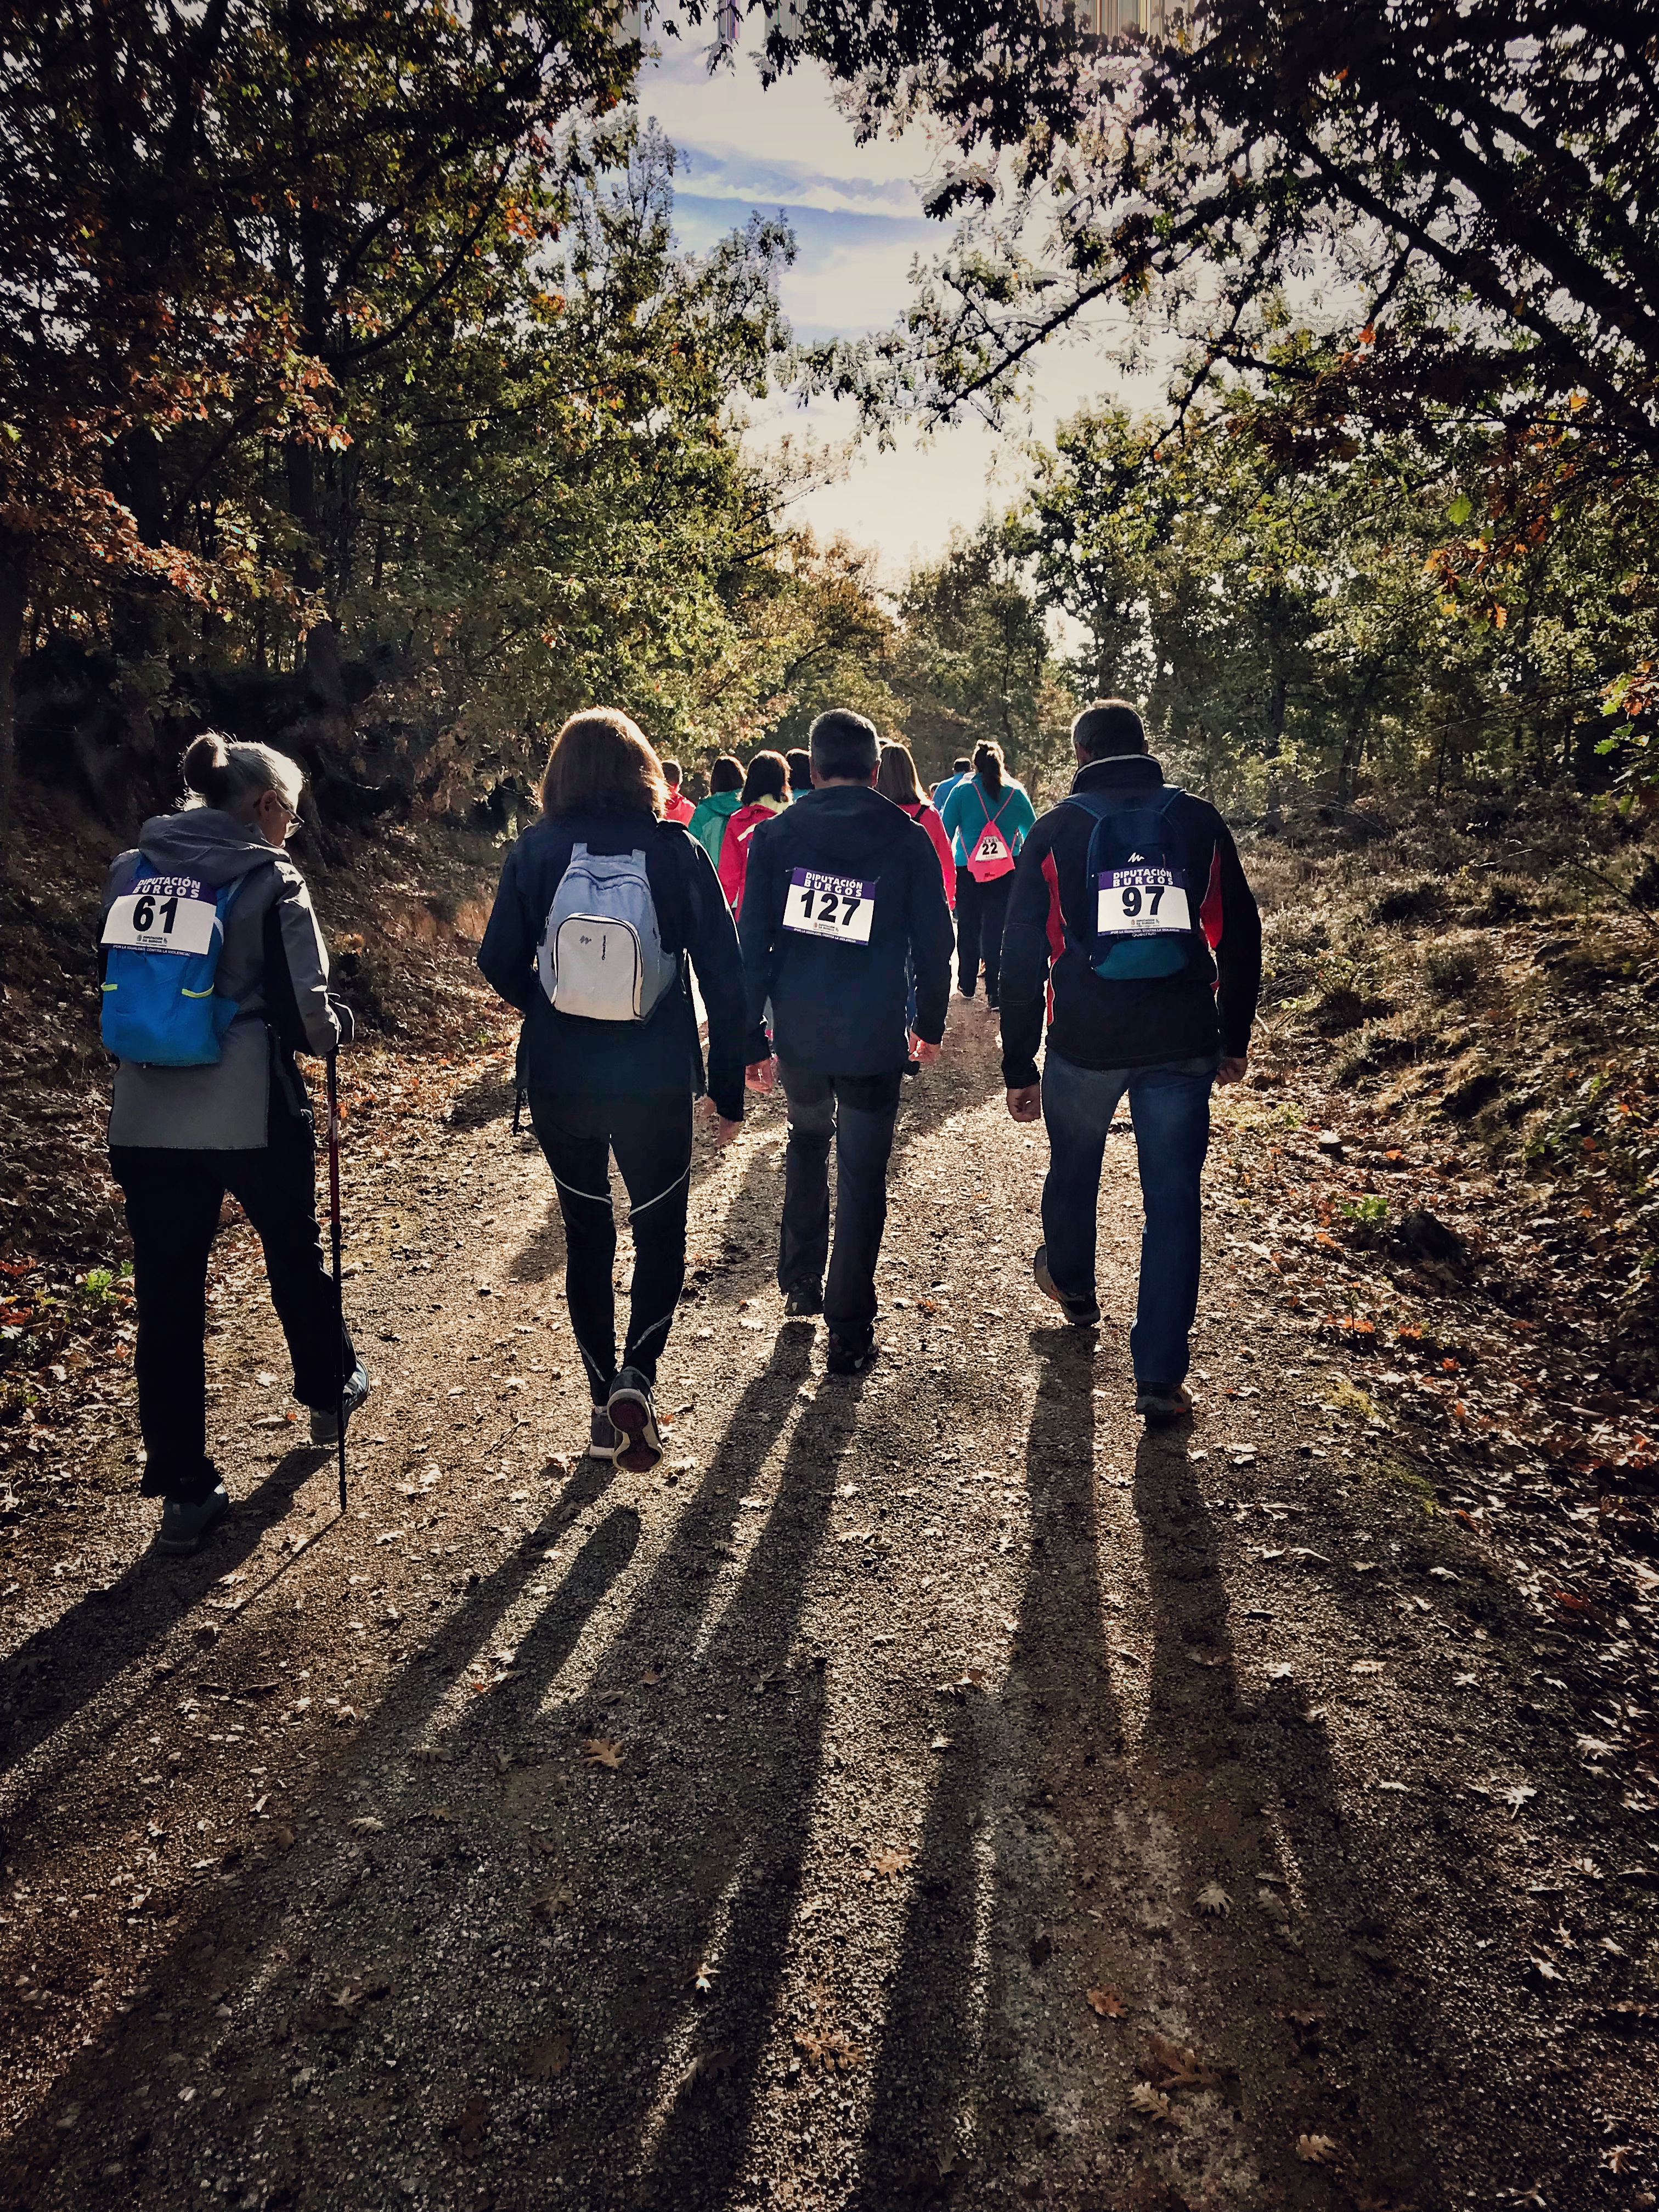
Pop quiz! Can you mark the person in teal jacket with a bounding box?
[939,741,1036,1006]
[689,755,744,870]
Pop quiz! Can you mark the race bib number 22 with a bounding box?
[782,868,876,945]
[1096,867,1190,937]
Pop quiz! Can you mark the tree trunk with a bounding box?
[0,537,29,995]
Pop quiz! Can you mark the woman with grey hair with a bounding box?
[100,732,366,1553]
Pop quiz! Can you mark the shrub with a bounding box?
[1424,942,1481,998]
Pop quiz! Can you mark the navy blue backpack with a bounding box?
[1061,785,1199,980]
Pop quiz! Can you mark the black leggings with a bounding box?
[527,1087,693,1404]
[955,870,1013,998]
[110,1100,353,1502]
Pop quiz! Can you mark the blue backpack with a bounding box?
[1062,785,1198,980]
[100,861,252,1066]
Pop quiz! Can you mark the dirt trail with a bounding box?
[2,1007,1655,2212]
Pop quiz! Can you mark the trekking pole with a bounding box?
[326,1049,347,1516]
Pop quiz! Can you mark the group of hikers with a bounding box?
[97,701,1261,1554]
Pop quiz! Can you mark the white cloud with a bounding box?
[634,26,1158,564]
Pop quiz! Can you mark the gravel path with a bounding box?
[3,1006,1656,2212]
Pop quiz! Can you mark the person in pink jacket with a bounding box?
[877,741,955,907]
[717,751,791,913]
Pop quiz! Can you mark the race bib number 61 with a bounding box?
[100,876,219,957]
[1096,866,1190,936]
[782,867,876,945]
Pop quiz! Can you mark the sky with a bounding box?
[636,25,1150,581]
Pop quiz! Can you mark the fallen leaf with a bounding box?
[518,2028,571,2080]
[688,2045,736,2089]
[1130,2082,1179,2125]
[1147,2032,1220,2090]
[581,1737,624,1769]
[1196,1883,1231,1917]
[346,1816,385,1834]
[691,1960,718,1995]
[867,1846,915,1878]
[447,2094,489,2160]
[1297,2134,1340,2164]
[1503,1785,1538,1817]
[793,2026,861,2072]
[1086,1985,1127,2018]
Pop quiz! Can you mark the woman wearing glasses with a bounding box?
[100,732,364,1554]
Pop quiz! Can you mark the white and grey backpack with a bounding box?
[537,844,679,1022]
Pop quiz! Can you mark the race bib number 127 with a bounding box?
[782,868,876,945]
[1096,867,1190,937]
[100,876,219,957]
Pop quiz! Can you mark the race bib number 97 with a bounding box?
[1096,867,1190,936]
[782,868,876,945]
[101,876,219,957]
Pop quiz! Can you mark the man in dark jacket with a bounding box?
[740,708,954,1374]
[1000,697,1262,1421]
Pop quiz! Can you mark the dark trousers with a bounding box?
[528,1087,692,1404]
[111,1102,352,1503]
[955,870,1013,998]
[777,1064,902,1345]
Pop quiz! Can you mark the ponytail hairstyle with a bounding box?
[180,731,304,819]
[874,740,924,809]
[740,749,789,806]
[973,740,1005,798]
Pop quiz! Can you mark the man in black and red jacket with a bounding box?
[999,698,1262,1420]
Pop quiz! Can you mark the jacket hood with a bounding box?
[1072,753,1166,793]
[136,808,285,887]
[786,786,917,860]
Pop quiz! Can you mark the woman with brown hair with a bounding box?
[478,708,746,1472]
[876,741,955,907]
[716,748,791,914]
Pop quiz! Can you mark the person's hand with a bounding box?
[745,1058,775,1093]
[1006,1084,1041,1123]
[1216,1054,1248,1087]
[910,1034,942,1067]
[716,1115,741,1149]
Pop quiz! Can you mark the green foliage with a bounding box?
[888,523,1062,786]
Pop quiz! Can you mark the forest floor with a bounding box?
[4,791,1659,2211]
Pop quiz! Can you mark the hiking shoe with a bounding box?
[587,1406,620,1460]
[826,1333,879,1378]
[784,1282,824,1317]
[155,1482,229,1556]
[1136,1381,1195,1425]
[606,1367,665,1473]
[1032,1244,1100,1328]
[309,1359,370,1447]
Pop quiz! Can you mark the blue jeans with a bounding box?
[1039,1050,1219,1388]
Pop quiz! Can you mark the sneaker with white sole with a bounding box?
[1032,1244,1101,1328]
[588,1407,620,1460]
[309,1359,370,1447]
[155,1481,229,1556]
[606,1367,664,1472]
[1135,1381,1194,1425]
[826,1332,878,1378]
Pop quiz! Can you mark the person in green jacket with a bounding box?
[689,755,745,871]
[939,741,1037,1007]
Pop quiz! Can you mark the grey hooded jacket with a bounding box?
[100,809,350,1150]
